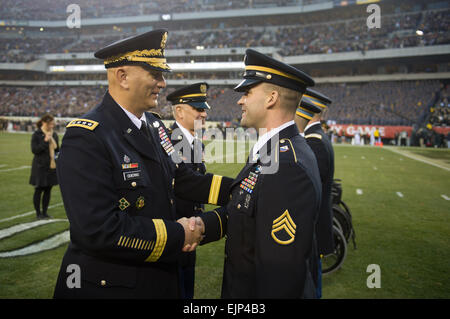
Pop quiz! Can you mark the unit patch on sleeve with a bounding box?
[66,119,99,130]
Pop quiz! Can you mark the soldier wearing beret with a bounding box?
[200,49,322,298]
[53,30,232,299]
[166,82,210,299]
[295,88,335,298]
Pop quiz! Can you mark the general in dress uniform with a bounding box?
[295,88,335,298]
[53,30,232,299]
[166,82,210,299]
[200,49,322,298]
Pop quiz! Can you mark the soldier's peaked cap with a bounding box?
[94,29,171,72]
[234,49,315,93]
[167,82,210,110]
[297,95,322,120]
[302,88,332,109]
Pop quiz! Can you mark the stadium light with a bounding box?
[48,61,245,73]
[161,14,172,21]
[40,27,44,31]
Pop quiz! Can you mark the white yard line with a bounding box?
[0,202,64,223]
[396,192,404,198]
[0,230,70,258]
[0,219,68,240]
[0,165,31,173]
[385,147,450,171]
[441,195,450,201]
[356,189,363,195]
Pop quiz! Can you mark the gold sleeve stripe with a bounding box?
[145,219,167,262]
[208,175,223,205]
[117,236,156,250]
[212,210,223,238]
[305,133,322,140]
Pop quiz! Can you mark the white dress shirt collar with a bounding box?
[252,120,295,158]
[117,103,146,129]
[175,121,195,147]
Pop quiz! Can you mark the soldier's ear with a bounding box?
[266,89,279,109]
[116,67,130,90]
[175,105,184,119]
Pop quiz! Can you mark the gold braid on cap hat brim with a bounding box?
[104,48,170,70]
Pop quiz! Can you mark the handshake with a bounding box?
[177,216,205,252]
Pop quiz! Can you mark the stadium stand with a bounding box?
[1,0,449,146]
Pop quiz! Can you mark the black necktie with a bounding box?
[140,120,150,138]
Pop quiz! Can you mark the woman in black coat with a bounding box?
[29,114,59,219]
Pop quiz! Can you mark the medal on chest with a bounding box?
[157,126,175,156]
[239,165,261,194]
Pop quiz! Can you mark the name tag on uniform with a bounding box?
[123,170,141,181]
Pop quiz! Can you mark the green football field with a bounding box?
[0,132,449,299]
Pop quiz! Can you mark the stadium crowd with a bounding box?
[1,3,448,63]
[0,80,445,126]
[0,0,323,21]
[429,84,450,127]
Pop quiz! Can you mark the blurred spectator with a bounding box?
[0,80,445,125]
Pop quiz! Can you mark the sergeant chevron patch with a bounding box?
[271,210,296,245]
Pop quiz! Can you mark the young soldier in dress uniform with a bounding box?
[53,29,232,299]
[166,82,210,299]
[199,49,322,298]
[294,88,334,298]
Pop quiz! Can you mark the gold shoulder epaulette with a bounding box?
[149,111,161,119]
[305,133,322,140]
[66,119,99,131]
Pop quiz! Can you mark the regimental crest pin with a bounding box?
[136,196,145,209]
[123,155,130,163]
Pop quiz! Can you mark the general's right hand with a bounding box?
[177,217,205,252]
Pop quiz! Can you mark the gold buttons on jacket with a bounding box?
[100,280,106,286]
[170,199,174,205]
[131,181,137,187]
[237,204,241,209]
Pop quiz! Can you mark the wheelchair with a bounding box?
[322,179,356,275]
